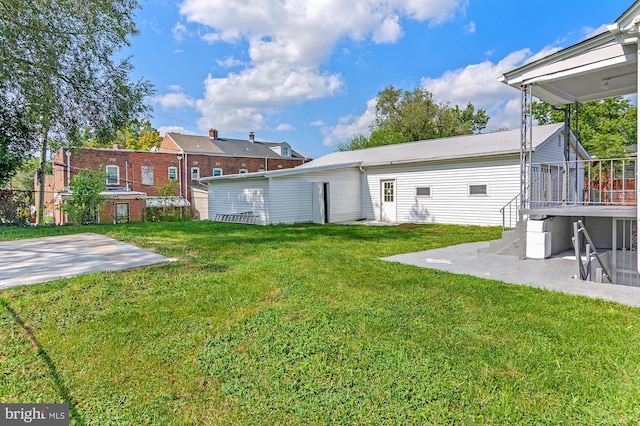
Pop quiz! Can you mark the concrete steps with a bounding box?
[480,223,523,256]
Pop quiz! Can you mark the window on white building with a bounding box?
[415,186,432,198]
[469,184,488,196]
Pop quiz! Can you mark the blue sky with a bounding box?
[128,0,633,158]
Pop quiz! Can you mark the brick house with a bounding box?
[45,130,307,224]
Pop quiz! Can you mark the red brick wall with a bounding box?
[52,147,305,203]
[100,198,146,224]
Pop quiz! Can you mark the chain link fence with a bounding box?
[0,190,35,225]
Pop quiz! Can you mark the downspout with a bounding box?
[125,161,129,191]
[184,152,188,218]
[184,152,189,200]
[359,166,367,220]
[66,149,71,187]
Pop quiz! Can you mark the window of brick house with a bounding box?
[106,165,119,185]
[168,166,178,180]
[191,167,200,180]
[213,168,223,177]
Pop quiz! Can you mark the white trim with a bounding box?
[106,165,119,185]
[415,186,432,198]
[468,183,489,197]
[213,167,223,177]
[168,166,178,180]
[191,167,200,180]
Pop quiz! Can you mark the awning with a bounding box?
[146,196,191,208]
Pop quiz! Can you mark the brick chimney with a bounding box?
[209,128,218,139]
[249,132,255,143]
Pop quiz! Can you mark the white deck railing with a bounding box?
[530,158,636,208]
[500,158,636,229]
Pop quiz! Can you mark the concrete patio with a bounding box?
[0,233,174,289]
[383,240,640,307]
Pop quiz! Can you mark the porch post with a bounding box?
[520,84,532,210]
[520,84,532,259]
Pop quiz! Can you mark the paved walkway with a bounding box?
[382,241,640,307]
[0,233,174,289]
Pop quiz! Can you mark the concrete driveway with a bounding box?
[0,233,174,289]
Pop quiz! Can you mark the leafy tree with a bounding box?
[532,97,637,158]
[86,120,163,151]
[341,85,489,151]
[0,100,32,186]
[136,121,164,151]
[0,0,153,223]
[8,157,50,191]
[62,168,108,224]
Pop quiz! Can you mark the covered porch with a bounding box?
[500,1,640,285]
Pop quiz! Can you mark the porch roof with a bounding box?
[499,1,640,106]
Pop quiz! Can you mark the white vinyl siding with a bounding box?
[268,168,362,224]
[365,157,520,226]
[208,179,270,225]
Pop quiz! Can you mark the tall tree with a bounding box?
[341,85,489,151]
[0,0,153,223]
[532,97,637,158]
[87,120,163,151]
[0,100,32,186]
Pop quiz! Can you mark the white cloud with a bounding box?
[216,56,245,68]
[321,45,554,141]
[152,90,196,110]
[275,123,295,131]
[582,24,607,40]
[310,120,326,127]
[464,21,476,34]
[420,48,534,130]
[157,126,196,136]
[320,98,377,146]
[178,0,466,132]
[172,22,188,43]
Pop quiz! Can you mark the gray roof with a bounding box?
[295,122,569,170]
[201,123,587,183]
[166,133,304,159]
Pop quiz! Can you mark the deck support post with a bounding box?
[520,84,533,211]
[637,41,640,273]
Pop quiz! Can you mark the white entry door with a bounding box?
[380,180,396,222]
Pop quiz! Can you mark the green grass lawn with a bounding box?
[1,221,639,425]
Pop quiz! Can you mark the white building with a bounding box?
[201,123,588,227]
